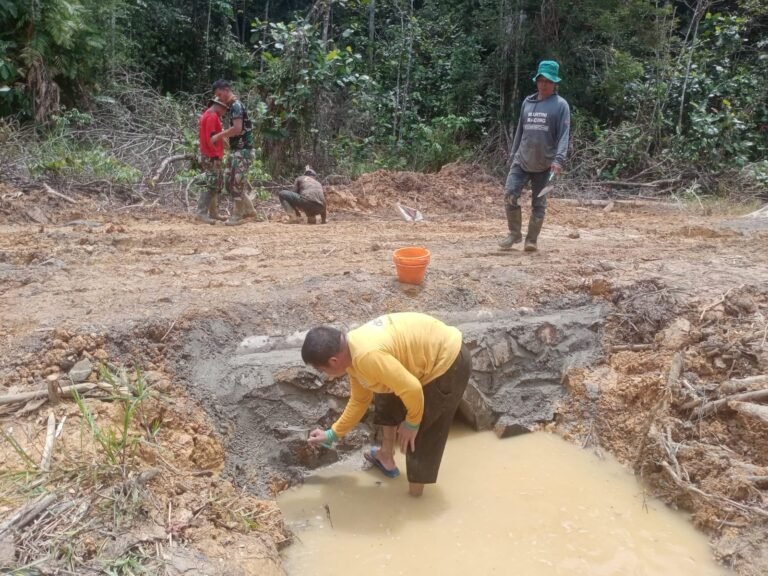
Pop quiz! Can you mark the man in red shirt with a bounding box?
[196,97,228,224]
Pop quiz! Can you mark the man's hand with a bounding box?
[397,423,418,454]
[308,428,337,448]
[550,163,562,176]
[211,133,220,144]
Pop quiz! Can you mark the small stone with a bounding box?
[494,421,534,439]
[567,231,580,239]
[68,358,93,383]
[589,278,612,297]
[142,370,164,385]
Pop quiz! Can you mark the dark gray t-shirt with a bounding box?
[510,93,571,173]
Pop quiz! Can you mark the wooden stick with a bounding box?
[39,413,56,472]
[0,382,123,406]
[728,401,768,425]
[743,204,768,219]
[42,184,78,205]
[720,375,768,395]
[0,493,58,535]
[598,178,680,188]
[699,284,743,322]
[151,153,193,182]
[555,198,677,208]
[693,389,768,418]
[660,461,768,518]
[667,351,684,394]
[609,343,654,352]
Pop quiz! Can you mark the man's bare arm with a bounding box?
[212,118,243,143]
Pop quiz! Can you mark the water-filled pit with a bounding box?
[279,429,729,576]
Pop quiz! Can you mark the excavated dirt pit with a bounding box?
[177,303,607,496]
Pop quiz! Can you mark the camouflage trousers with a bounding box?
[225,149,252,199]
[200,157,223,196]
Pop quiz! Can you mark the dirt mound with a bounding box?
[607,278,688,344]
[558,284,768,575]
[325,162,501,216]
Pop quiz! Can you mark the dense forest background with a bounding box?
[0,0,766,196]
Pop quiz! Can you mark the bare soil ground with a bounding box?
[1,164,767,574]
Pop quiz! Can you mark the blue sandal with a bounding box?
[363,447,400,478]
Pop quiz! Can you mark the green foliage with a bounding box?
[1,0,766,189]
[26,110,141,184]
[74,365,151,467]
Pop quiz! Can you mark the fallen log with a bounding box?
[693,389,768,418]
[728,401,768,425]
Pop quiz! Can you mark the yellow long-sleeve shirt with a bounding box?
[330,313,462,437]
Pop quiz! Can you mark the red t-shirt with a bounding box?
[199,108,224,159]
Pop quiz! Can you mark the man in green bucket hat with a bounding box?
[499,60,570,252]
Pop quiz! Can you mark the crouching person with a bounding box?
[301,313,470,497]
[278,166,327,224]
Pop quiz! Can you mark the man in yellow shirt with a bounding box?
[302,313,470,497]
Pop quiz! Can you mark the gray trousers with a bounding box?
[504,163,549,219]
[278,190,325,219]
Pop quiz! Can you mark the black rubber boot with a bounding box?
[524,216,544,252]
[499,205,523,249]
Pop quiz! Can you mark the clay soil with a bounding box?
[1,164,767,574]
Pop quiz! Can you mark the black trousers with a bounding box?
[373,344,471,484]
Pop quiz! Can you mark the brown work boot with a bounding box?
[240,194,257,219]
[196,190,216,225]
[225,199,245,226]
[499,205,522,249]
[208,193,228,221]
[524,216,544,252]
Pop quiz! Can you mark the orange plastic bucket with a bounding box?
[393,247,430,284]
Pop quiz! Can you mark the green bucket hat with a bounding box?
[533,60,562,83]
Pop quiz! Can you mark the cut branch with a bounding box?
[39,413,56,472]
[598,178,681,188]
[150,153,193,182]
[42,184,77,205]
[0,382,126,406]
[728,401,768,425]
[0,493,58,535]
[692,389,768,418]
[720,375,768,395]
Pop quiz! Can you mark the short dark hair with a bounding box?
[212,79,231,92]
[302,326,343,366]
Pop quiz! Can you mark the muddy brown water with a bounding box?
[278,429,730,576]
